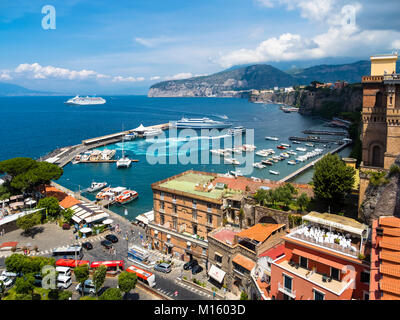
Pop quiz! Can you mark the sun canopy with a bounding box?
[71,203,109,224]
[80,227,92,233]
[132,124,147,132]
[302,212,368,236]
[102,219,113,225]
[208,264,226,283]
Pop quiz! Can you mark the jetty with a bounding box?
[302,130,348,136]
[279,142,351,182]
[289,136,341,143]
[41,123,170,167]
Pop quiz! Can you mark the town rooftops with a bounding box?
[209,227,240,246]
[42,185,81,209]
[302,212,368,236]
[259,243,285,260]
[237,223,285,243]
[232,253,256,271]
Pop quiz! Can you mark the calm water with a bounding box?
[0,96,351,220]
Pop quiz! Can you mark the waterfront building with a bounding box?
[370,216,400,300]
[359,53,400,210]
[207,223,286,298]
[269,212,371,300]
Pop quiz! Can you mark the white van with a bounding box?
[0,275,14,288]
[57,275,72,289]
[56,266,72,277]
[75,279,96,295]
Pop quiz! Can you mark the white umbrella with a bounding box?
[102,219,113,225]
[80,227,92,233]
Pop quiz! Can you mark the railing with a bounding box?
[278,282,296,298]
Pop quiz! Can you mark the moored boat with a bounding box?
[115,190,138,204]
[269,170,280,175]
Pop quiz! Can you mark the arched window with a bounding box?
[371,145,382,167]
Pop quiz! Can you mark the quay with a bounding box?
[76,159,139,164]
[289,136,340,143]
[302,130,348,136]
[41,123,170,167]
[279,142,351,182]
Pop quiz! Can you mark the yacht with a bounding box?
[265,136,279,141]
[64,95,106,105]
[116,138,131,168]
[293,141,301,144]
[269,170,280,175]
[143,128,163,137]
[115,190,138,204]
[171,117,231,129]
[227,126,246,135]
[253,162,265,169]
[86,182,107,193]
[124,133,137,140]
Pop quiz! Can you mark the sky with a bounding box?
[0,0,399,94]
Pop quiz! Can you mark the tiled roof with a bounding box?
[380,251,400,263]
[259,244,285,259]
[43,185,81,209]
[380,278,400,296]
[379,216,400,228]
[232,254,256,271]
[383,227,400,237]
[380,264,400,278]
[237,223,285,243]
[380,237,400,251]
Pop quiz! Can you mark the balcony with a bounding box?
[278,282,296,299]
[159,207,165,213]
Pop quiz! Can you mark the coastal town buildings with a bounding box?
[369,216,400,300]
[359,53,400,209]
[207,223,286,298]
[269,212,371,300]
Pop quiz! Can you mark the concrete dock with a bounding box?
[279,142,351,182]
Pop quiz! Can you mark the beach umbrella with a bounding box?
[102,219,113,225]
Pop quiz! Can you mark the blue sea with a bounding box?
[0,96,351,220]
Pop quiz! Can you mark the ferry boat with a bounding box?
[265,136,279,141]
[269,170,280,175]
[115,190,138,204]
[171,117,231,129]
[96,187,126,201]
[143,128,163,137]
[64,95,106,105]
[227,126,246,135]
[87,182,107,193]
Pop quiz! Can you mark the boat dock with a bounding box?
[289,136,340,143]
[302,130,348,136]
[41,123,170,167]
[279,142,351,182]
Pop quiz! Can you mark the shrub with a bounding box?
[58,290,73,300]
[62,223,70,230]
[389,164,400,176]
[358,253,366,260]
[48,289,59,300]
[240,291,248,300]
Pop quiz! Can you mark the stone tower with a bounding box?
[359,54,400,213]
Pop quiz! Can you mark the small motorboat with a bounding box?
[281,143,291,148]
[265,136,279,141]
[269,170,280,175]
[293,141,301,144]
[288,160,297,165]
[115,190,138,204]
[87,182,107,193]
[253,162,266,169]
[230,170,243,177]
[296,147,307,152]
[261,160,273,166]
[277,145,287,150]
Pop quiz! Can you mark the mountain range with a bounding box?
[148,60,371,97]
[0,82,51,96]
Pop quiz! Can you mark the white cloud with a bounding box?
[150,76,161,81]
[0,71,12,80]
[112,76,145,82]
[256,0,274,8]
[165,73,193,80]
[135,36,177,48]
[14,62,107,80]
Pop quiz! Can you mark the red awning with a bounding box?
[0,241,18,248]
[292,248,345,270]
[56,259,90,267]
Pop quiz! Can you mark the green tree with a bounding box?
[37,197,60,218]
[74,264,89,296]
[296,193,310,212]
[58,290,73,300]
[253,189,267,205]
[240,291,249,300]
[312,153,355,211]
[0,157,37,177]
[15,274,35,295]
[118,271,137,298]
[0,280,5,300]
[62,208,74,223]
[15,293,32,300]
[99,288,122,300]
[92,265,107,296]
[16,212,41,234]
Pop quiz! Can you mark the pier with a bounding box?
[41,123,170,167]
[302,130,348,136]
[289,136,340,143]
[279,142,351,183]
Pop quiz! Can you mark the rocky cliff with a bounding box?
[359,158,400,225]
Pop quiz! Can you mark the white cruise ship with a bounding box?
[65,95,106,105]
[171,117,231,129]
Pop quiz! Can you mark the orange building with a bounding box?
[269,212,371,300]
[370,216,400,300]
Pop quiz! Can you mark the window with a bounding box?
[160,213,165,225]
[331,267,340,281]
[361,272,370,284]
[299,256,308,269]
[160,201,164,210]
[202,248,207,256]
[207,214,213,225]
[192,199,197,208]
[207,203,212,212]
[215,253,222,263]
[283,275,292,291]
[192,209,197,221]
[172,217,177,230]
[172,204,177,214]
[192,224,198,235]
[313,289,325,300]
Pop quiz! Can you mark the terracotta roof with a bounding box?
[259,244,285,259]
[383,227,400,237]
[380,264,400,278]
[232,254,256,271]
[59,196,81,209]
[380,237,400,251]
[380,278,400,296]
[211,228,239,245]
[237,223,285,243]
[43,185,81,209]
[380,251,400,264]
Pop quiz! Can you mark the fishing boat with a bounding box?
[265,136,279,141]
[253,162,265,169]
[87,182,107,193]
[296,147,307,152]
[269,170,280,175]
[115,190,138,204]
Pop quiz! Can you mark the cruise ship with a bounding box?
[171,117,231,129]
[64,95,106,105]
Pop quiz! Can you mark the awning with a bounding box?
[85,212,109,223]
[102,219,113,225]
[135,215,149,225]
[292,248,345,270]
[80,227,92,233]
[208,264,226,283]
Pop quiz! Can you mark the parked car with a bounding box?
[191,264,203,275]
[1,270,20,278]
[82,242,93,250]
[105,234,118,243]
[154,263,171,274]
[0,275,14,289]
[75,279,96,295]
[34,273,42,286]
[100,240,113,249]
[183,259,198,270]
